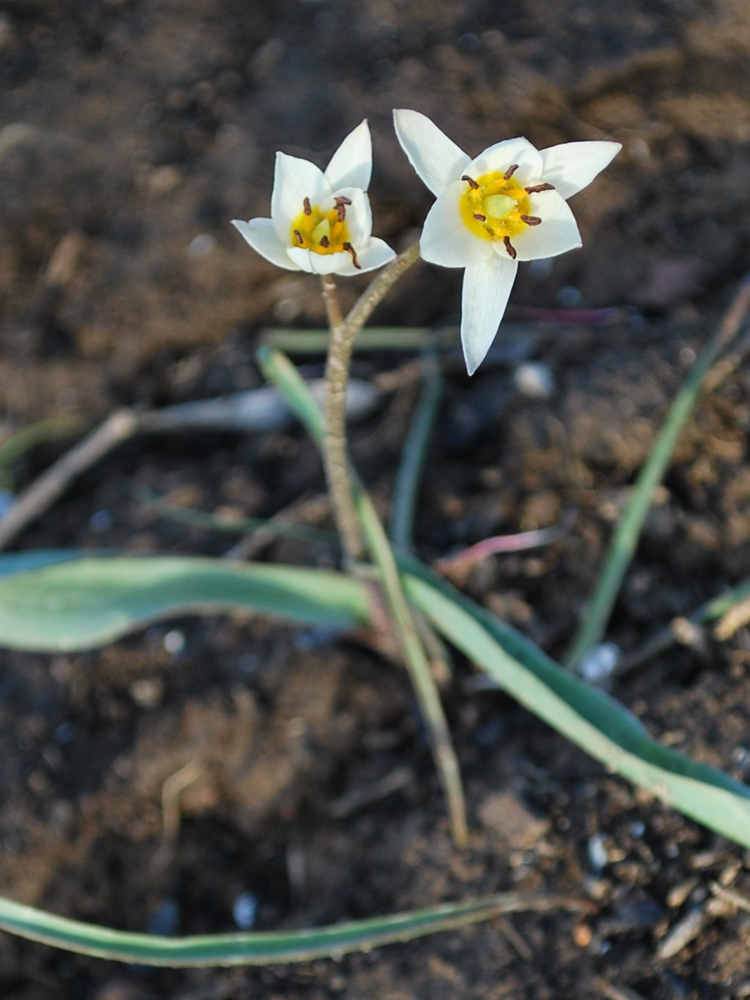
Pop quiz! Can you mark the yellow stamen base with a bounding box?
[460,171,532,243]
[290,202,350,256]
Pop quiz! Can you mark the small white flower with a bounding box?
[393,109,621,374]
[232,120,396,277]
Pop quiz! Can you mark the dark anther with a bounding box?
[294,229,304,245]
[343,242,361,269]
[319,235,330,248]
[461,175,479,190]
[525,183,555,194]
[520,215,542,226]
[334,195,352,222]
[503,236,517,260]
[303,197,312,215]
[473,213,487,221]
[503,163,519,180]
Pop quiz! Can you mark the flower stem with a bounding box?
[321,274,365,561]
[320,243,421,563]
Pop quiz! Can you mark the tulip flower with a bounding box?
[232,120,395,278]
[393,109,621,373]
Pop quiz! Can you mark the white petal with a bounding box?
[285,246,350,275]
[540,141,622,199]
[511,190,581,260]
[271,152,332,241]
[461,255,518,375]
[393,109,471,197]
[336,237,396,276]
[325,186,372,244]
[466,137,543,186]
[420,180,494,268]
[324,120,372,192]
[231,218,301,271]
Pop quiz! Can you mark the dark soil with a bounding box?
[2,0,750,997]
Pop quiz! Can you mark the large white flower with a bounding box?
[393,109,621,374]
[232,120,395,277]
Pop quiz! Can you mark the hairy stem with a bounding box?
[320,243,421,562]
[322,274,365,560]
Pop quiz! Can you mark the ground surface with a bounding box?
[2,0,750,997]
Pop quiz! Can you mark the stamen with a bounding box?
[503,236,517,260]
[473,213,487,221]
[520,215,542,226]
[319,235,330,248]
[294,229,303,244]
[303,197,312,216]
[334,195,352,222]
[343,242,361,269]
[525,183,555,194]
[461,175,479,190]
[503,163,519,180]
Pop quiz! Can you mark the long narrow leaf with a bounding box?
[257,346,468,845]
[402,567,750,848]
[3,550,750,845]
[390,350,443,551]
[0,556,370,651]
[0,892,569,966]
[565,275,750,669]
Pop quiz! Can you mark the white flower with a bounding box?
[393,109,621,374]
[232,120,396,277]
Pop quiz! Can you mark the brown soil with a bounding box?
[2,0,750,997]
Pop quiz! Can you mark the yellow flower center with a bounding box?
[290,197,352,256]
[460,167,543,258]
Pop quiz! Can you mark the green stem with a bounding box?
[390,349,443,551]
[256,346,468,847]
[564,274,750,670]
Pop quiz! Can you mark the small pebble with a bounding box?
[146,898,180,937]
[53,721,75,745]
[573,922,592,947]
[233,892,258,929]
[588,833,609,874]
[579,642,621,683]
[457,31,480,51]
[90,508,114,532]
[514,361,555,400]
[528,257,553,280]
[187,233,216,258]
[557,285,584,307]
[163,629,185,655]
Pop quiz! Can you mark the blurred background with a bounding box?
[4,3,750,998]
[1,0,748,420]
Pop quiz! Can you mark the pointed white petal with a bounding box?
[271,152,332,241]
[540,141,622,199]
[232,218,301,271]
[324,120,372,192]
[393,109,471,197]
[286,246,350,275]
[461,255,518,375]
[420,180,494,268]
[466,137,543,186]
[336,237,396,276]
[324,186,372,244]
[512,190,581,260]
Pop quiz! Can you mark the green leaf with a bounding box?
[402,567,750,848]
[0,892,566,966]
[0,556,370,651]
